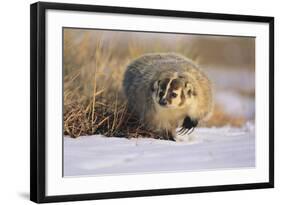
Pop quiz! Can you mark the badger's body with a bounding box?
[123,53,213,140]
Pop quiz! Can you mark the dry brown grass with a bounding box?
[63,29,249,138]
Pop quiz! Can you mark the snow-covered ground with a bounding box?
[64,67,255,177]
[64,122,255,177]
[206,68,255,120]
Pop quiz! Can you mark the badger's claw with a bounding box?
[186,127,195,135]
[178,127,185,135]
[179,128,188,135]
[177,127,188,136]
[177,117,198,136]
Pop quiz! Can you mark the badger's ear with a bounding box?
[151,80,159,92]
[185,82,195,97]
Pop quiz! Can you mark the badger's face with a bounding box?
[151,76,195,109]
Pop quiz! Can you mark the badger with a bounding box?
[123,53,213,141]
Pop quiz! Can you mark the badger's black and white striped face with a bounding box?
[152,76,195,108]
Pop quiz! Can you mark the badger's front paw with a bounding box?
[164,131,176,141]
[178,117,198,135]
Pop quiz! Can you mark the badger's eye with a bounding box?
[159,91,164,97]
[171,92,178,98]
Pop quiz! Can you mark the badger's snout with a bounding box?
[159,98,168,106]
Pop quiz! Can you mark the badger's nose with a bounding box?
[159,98,167,106]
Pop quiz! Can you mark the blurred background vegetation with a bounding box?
[64,28,255,138]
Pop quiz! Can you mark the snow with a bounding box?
[64,67,255,177]
[205,68,255,92]
[215,90,255,119]
[206,67,255,120]
[64,123,255,177]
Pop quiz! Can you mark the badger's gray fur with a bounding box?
[123,53,213,140]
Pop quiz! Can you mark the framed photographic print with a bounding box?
[30,1,274,203]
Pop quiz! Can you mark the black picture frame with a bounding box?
[30,1,274,203]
